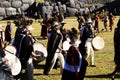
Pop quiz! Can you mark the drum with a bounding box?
[4,45,21,76]
[92,36,105,51]
[33,42,47,63]
[63,38,81,51]
[4,45,17,55]
[63,38,71,51]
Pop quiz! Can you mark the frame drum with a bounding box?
[63,38,71,51]
[33,42,47,63]
[4,45,16,55]
[92,36,105,51]
[4,45,21,76]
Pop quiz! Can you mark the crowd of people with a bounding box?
[0,9,118,80]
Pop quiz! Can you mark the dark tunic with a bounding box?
[44,30,63,74]
[14,33,33,69]
[62,46,88,80]
[114,27,120,71]
[5,25,12,43]
[41,20,48,38]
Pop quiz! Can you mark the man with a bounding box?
[43,21,64,75]
[79,18,95,67]
[14,19,34,80]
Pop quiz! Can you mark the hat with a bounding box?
[26,25,34,31]
[61,20,66,24]
[86,18,92,24]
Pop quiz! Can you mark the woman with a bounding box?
[5,21,12,44]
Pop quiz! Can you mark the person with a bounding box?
[13,19,34,80]
[43,21,64,75]
[94,15,100,33]
[62,28,88,80]
[77,15,85,31]
[60,20,68,42]
[40,13,49,39]
[103,14,109,31]
[109,12,114,31]
[5,21,12,44]
[110,19,120,80]
[79,18,95,67]
[0,29,14,80]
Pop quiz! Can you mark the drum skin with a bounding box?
[33,42,47,63]
[4,45,16,55]
[4,45,21,76]
[92,36,105,51]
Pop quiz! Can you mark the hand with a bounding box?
[2,58,8,63]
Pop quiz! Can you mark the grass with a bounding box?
[0,16,120,80]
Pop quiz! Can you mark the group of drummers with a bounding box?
[0,17,37,80]
[0,12,105,80]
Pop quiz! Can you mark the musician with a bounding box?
[5,21,12,45]
[77,15,85,31]
[108,12,114,31]
[103,14,109,31]
[110,19,120,80]
[40,13,49,39]
[79,18,95,67]
[43,21,64,75]
[0,31,14,80]
[62,29,88,80]
[14,19,34,80]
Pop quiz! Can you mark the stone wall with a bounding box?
[0,0,34,20]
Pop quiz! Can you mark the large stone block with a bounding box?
[0,7,6,16]
[0,1,11,8]
[67,7,78,16]
[20,4,29,11]
[11,1,22,8]
[6,7,17,16]
[58,4,66,13]
[22,0,34,5]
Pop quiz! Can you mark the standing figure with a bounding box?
[0,29,14,80]
[62,29,88,80]
[110,19,120,80]
[40,14,49,39]
[103,14,109,31]
[5,21,12,44]
[43,22,64,75]
[109,13,114,31]
[79,18,95,67]
[94,15,100,33]
[14,19,34,80]
[77,16,85,31]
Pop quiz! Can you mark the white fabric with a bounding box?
[49,49,64,74]
[85,41,94,65]
[64,51,82,72]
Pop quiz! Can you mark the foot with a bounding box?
[111,76,114,80]
[89,65,96,67]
